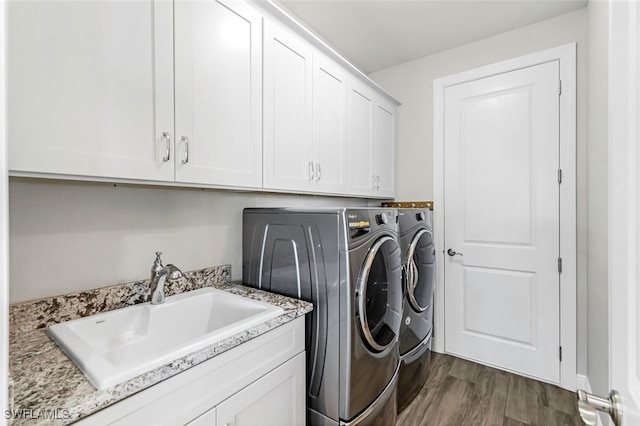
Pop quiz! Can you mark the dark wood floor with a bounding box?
[397,353,584,426]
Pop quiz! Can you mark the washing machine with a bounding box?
[243,208,403,426]
[397,208,435,413]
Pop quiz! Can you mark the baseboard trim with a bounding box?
[576,374,605,426]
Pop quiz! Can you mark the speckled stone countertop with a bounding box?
[8,266,312,425]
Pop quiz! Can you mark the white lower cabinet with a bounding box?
[189,354,305,426]
[76,318,305,426]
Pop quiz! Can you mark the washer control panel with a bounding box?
[376,212,389,225]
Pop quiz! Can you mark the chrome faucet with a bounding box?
[149,252,183,305]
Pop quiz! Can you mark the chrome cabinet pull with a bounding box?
[308,162,315,180]
[447,248,463,257]
[577,389,622,426]
[315,163,321,181]
[372,175,380,190]
[162,132,171,162]
[181,136,189,164]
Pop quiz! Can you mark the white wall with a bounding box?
[9,179,368,303]
[586,0,609,396]
[369,8,589,375]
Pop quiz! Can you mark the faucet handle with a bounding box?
[152,252,164,274]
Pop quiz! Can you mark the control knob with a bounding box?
[376,212,389,225]
[416,212,426,221]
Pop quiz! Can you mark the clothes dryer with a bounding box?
[243,208,403,426]
[397,208,435,413]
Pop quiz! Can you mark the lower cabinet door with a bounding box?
[217,353,306,426]
[187,407,217,426]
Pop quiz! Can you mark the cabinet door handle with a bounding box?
[181,136,189,164]
[372,175,377,190]
[162,132,171,162]
[377,176,381,190]
[315,163,321,181]
[308,162,315,181]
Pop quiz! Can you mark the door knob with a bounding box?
[447,248,463,257]
[577,389,623,426]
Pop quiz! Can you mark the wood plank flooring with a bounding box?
[397,353,584,426]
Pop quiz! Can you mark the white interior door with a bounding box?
[444,61,561,383]
[608,0,640,423]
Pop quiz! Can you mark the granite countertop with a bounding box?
[8,266,312,425]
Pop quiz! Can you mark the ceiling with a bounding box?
[276,0,588,73]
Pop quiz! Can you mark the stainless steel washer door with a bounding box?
[356,235,403,353]
[405,228,435,313]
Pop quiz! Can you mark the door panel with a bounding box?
[462,88,533,245]
[444,61,560,383]
[346,79,374,196]
[174,0,262,187]
[216,353,306,426]
[8,0,174,181]
[263,21,313,191]
[462,266,535,345]
[313,54,347,194]
[373,99,396,197]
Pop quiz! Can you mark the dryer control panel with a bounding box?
[346,209,398,241]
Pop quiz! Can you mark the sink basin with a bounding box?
[48,287,284,390]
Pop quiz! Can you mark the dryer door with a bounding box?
[356,235,403,353]
[406,228,435,312]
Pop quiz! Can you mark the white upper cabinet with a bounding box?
[8,0,398,198]
[8,0,175,181]
[347,78,375,197]
[263,20,314,192]
[174,0,262,188]
[373,97,396,198]
[346,78,397,198]
[312,54,348,194]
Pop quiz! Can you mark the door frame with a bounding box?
[433,43,577,390]
[609,0,640,423]
[1,0,8,417]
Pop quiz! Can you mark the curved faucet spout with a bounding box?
[150,263,183,305]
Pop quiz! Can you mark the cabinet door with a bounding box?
[8,0,174,181]
[313,54,347,194]
[187,407,217,426]
[263,21,314,192]
[174,0,262,188]
[346,78,375,197]
[373,97,396,198]
[216,353,306,426]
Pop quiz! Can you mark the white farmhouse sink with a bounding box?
[48,287,283,390]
